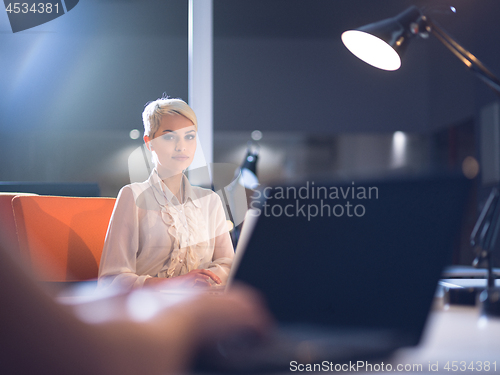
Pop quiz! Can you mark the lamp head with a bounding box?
[341,6,425,71]
[238,141,260,189]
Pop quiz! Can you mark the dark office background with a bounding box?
[2,0,500,264]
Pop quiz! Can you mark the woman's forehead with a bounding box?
[158,113,195,132]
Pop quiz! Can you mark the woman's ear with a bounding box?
[144,135,153,151]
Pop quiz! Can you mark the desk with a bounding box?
[278,280,500,375]
[443,265,500,279]
[56,279,500,374]
[352,301,500,374]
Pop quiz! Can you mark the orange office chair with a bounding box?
[0,193,37,255]
[12,195,116,282]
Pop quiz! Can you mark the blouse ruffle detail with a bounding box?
[158,203,210,278]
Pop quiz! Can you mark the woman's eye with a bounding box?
[185,134,196,140]
[163,134,175,141]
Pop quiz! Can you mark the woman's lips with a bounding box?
[172,155,189,161]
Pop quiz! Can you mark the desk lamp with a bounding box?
[238,141,260,190]
[227,141,260,246]
[341,5,500,317]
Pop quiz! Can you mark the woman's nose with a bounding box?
[175,139,186,151]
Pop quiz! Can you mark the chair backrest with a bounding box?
[0,193,37,255]
[12,195,116,282]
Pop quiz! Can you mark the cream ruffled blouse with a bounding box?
[98,171,234,289]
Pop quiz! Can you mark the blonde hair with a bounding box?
[142,97,197,138]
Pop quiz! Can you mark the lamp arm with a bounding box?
[425,18,500,97]
[470,188,499,248]
[482,196,500,288]
[484,195,500,252]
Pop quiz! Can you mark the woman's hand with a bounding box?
[173,269,222,288]
[144,269,222,290]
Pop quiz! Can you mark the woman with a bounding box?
[98,97,234,290]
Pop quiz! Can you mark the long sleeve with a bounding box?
[204,194,234,284]
[98,186,150,289]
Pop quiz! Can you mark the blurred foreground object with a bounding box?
[0,242,272,375]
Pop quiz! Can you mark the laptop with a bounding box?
[195,173,471,373]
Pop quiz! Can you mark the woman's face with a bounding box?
[144,113,197,177]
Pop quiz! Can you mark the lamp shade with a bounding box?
[235,141,260,190]
[341,6,423,71]
[239,150,259,189]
